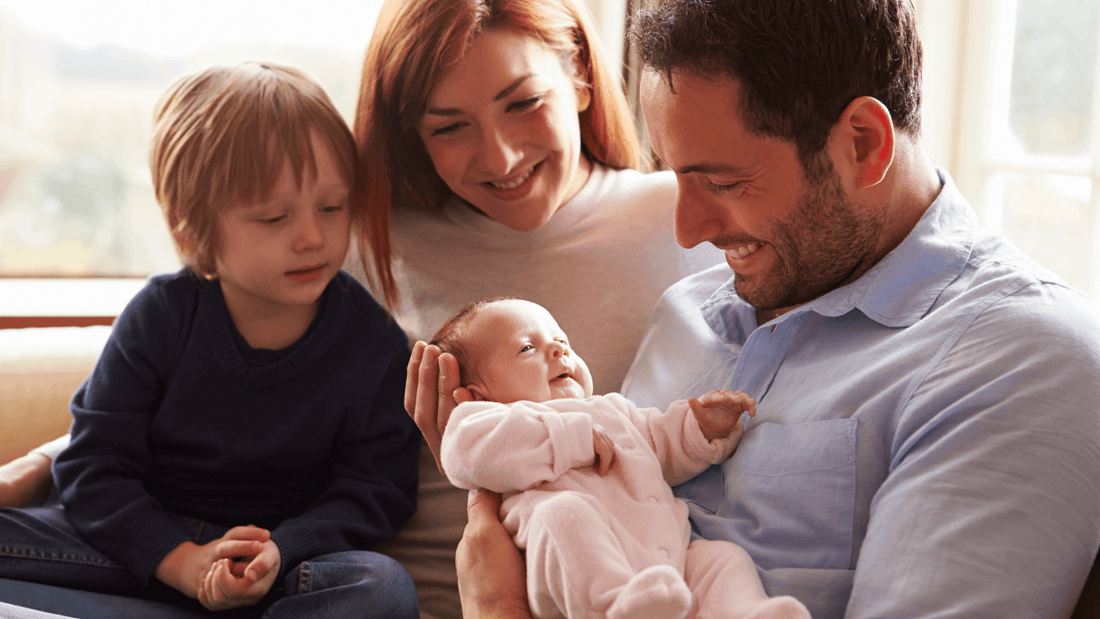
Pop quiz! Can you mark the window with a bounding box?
[944,0,1100,297]
[0,0,384,279]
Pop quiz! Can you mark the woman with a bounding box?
[348,0,720,617]
[0,0,722,616]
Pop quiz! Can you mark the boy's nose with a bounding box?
[295,214,324,250]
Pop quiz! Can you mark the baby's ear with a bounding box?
[466,383,489,402]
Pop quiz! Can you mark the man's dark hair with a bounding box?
[631,0,923,163]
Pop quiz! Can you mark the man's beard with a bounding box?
[733,153,887,312]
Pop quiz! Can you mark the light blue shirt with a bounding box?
[622,170,1100,618]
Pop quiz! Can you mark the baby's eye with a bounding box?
[320,204,345,214]
[519,344,534,353]
[257,215,285,224]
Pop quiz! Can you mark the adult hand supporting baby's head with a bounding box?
[406,341,469,474]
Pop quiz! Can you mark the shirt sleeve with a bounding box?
[269,338,420,577]
[53,279,197,584]
[441,401,595,492]
[843,286,1100,618]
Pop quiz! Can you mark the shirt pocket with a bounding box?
[680,418,858,571]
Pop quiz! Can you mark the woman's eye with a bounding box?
[431,122,466,137]
[507,96,541,113]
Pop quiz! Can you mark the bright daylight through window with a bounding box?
[0,0,382,278]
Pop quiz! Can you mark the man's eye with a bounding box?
[707,180,745,195]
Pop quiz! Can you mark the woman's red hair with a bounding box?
[354,0,641,307]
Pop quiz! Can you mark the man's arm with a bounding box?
[845,289,1100,617]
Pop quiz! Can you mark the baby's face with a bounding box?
[464,300,594,403]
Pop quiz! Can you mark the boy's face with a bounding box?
[464,300,594,403]
[216,130,350,320]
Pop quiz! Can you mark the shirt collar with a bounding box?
[702,168,974,344]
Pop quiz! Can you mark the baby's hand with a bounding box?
[688,389,756,442]
[591,423,616,476]
[197,530,281,611]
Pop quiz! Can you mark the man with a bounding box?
[457,0,1100,617]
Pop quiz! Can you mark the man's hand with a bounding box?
[0,452,54,508]
[591,424,616,475]
[154,525,273,601]
[197,535,281,611]
[405,341,468,474]
[688,389,757,442]
[457,489,533,619]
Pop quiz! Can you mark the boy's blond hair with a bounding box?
[150,61,358,278]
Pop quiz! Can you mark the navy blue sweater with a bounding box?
[54,268,419,584]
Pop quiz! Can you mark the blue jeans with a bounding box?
[0,504,418,619]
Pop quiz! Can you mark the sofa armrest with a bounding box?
[0,326,111,463]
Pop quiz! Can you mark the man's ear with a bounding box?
[829,96,895,189]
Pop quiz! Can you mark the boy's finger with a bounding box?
[223,525,270,541]
[213,539,262,561]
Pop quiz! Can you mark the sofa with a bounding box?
[0,326,213,617]
[1,325,1097,618]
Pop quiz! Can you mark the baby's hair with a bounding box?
[429,297,516,386]
[150,61,358,278]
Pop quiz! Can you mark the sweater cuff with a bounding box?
[683,413,738,463]
[546,412,595,477]
[115,512,198,584]
[270,525,324,581]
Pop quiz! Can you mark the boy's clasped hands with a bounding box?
[155,525,282,611]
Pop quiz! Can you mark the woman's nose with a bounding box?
[479,124,523,176]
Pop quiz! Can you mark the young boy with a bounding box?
[434,298,810,619]
[0,62,420,617]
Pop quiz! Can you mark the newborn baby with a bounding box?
[435,298,810,619]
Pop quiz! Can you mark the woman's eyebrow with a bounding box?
[425,75,535,116]
[493,74,533,102]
